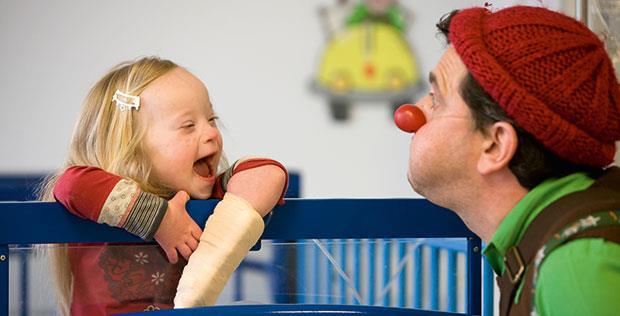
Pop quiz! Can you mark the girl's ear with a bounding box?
[477,121,518,175]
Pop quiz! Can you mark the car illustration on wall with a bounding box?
[312,0,423,121]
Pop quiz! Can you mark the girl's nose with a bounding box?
[394,104,426,133]
[201,124,219,144]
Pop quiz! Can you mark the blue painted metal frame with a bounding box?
[466,238,482,315]
[0,198,481,316]
[0,245,7,316]
[483,257,494,316]
[397,241,406,307]
[0,199,477,244]
[0,174,48,316]
[353,241,362,304]
[381,239,391,306]
[338,242,346,304]
[446,250,457,312]
[123,304,468,316]
[0,175,47,202]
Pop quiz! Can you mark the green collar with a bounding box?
[483,172,594,274]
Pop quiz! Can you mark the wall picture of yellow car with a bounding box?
[312,1,423,121]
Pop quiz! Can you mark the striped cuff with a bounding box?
[122,191,168,240]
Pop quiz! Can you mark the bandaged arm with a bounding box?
[174,157,287,307]
[174,192,264,307]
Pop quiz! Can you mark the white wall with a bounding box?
[4,1,594,315]
[0,0,571,199]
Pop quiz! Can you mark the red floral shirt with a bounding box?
[54,159,287,315]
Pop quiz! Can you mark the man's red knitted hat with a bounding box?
[449,6,620,167]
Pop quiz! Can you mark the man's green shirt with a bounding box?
[483,172,620,316]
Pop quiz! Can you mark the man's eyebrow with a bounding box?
[428,71,437,86]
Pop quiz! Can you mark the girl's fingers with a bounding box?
[165,247,179,264]
[191,224,202,241]
[186,236,199,251]
[177,244,193,261]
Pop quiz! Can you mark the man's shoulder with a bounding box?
[535,238,620,315]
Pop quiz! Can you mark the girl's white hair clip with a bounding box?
[112,90,140,111]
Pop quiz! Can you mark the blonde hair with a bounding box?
[38,56,179,314]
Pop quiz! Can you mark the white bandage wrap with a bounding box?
[174,193,265,308]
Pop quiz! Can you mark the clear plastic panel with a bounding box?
[276,238,468,312]
[9,238,467,315]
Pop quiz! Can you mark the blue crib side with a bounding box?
[0,198,483,316]
[0,172,494,315]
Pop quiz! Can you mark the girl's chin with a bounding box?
[188,182,214,199]
[189,190,213,200]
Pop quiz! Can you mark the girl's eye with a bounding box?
[181,122,195,129]
[208,116,219,126]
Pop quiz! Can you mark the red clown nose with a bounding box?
[394,104,426,133]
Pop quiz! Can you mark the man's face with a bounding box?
[407,47,485,206]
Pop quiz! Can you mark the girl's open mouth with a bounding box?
[193,156,215,180]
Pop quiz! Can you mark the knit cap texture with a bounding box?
[449,6,620,167]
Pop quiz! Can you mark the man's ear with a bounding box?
[477,121,518,175]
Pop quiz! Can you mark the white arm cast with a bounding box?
[173,192,264,308]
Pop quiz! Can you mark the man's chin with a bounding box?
[407,173,423,194]
[408,174,433,201]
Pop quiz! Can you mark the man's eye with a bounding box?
[430,93,437,109]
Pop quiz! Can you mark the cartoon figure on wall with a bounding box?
[312,0,423,121]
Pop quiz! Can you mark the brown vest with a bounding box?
[497,167,620,316]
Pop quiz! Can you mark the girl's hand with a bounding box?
[226,165,287,217]
[154,191,202,263]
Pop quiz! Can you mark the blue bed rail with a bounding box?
[0,175,47,202]
[0,198,484,316]
[123,304,468,315]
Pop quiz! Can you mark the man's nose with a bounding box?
[417,95,433,112]
[394,103,426,133]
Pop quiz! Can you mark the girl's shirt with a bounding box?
[53,158,288,315]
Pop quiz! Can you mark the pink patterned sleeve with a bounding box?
[54,166,168,240]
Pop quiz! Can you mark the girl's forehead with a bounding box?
[145,68,209,98]
[140,68,212,115]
